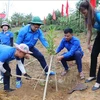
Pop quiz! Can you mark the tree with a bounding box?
[11,12,24,26]
[11,13,33,27]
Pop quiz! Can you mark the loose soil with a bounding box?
[0,31,100,100]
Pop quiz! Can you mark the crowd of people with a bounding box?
[0,0,100,92]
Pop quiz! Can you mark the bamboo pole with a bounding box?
[12,74,45,81]
[80,14,81,30]
[53,56,58,91]
[24,59,37,67]
[33,66,47,90]
[43,55,53,100]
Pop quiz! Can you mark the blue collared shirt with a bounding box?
[0,44,16,62]
[0,31,13,45]
[56,36,84,58]
[16,24,49,48]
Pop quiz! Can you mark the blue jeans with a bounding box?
[16,47,48,81]
[61,51,83,72]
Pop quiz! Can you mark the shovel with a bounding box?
[68,83,88,94]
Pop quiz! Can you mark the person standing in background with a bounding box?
[0,21,14,83]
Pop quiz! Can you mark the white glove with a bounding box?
[0,61,6,73]
[16,60,26,74]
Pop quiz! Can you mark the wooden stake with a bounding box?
[43,55,53,100]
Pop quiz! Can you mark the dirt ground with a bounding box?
[0,31,100,100]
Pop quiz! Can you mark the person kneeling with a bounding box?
[55,28,84,79]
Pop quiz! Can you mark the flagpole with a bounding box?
[6,0,10,19]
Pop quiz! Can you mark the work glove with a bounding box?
[24,73,31,80]
[4,71,12,77]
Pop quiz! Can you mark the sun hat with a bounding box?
[1,21,10,28]
[14,43,32,54]
[29,16,44,25]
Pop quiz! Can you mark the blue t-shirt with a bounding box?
[93,11,100,31]
[56,36,84,58]
[0,31,13,46]
[0,44,16,62]
[16,24,49,48]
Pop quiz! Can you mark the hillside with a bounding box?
[0,31,100,100]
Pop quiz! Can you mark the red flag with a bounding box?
[0,13,6,18]
[90,0,96,8]
[66,0,69,17]
[61,4,64,16]
[52,10,56,20]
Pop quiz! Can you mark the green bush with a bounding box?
[14,30,19,41]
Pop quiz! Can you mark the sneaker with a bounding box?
[45,71,56,76]
[16,80,22,88]
[79,72,85,80]
[92,83,100,91]
[61,70,68,76]
[0,76,3,84]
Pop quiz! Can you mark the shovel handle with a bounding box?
[12,74,46,81]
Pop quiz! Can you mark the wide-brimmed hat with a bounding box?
[1,21,10,28]
[14,43,32,54]
[29,16,44,25]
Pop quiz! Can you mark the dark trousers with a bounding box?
[90,31,100,77]
[3,62,11,90]
[97,67,100,83]
[61,51,83,72]
[16,47,48,81]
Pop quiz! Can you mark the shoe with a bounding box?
[85,77,96,83]
[92,83,100,91]
[61,70,68,76]
[45,71,56,76]
[16,80,22,88]
[5,88,15,92]
[0,76,3,84]
[80,72,85,80]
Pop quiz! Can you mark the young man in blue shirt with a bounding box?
[56,28,84,79]
[15,16,55,88]
[0,43,32,92]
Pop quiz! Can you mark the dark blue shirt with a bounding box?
[56,36,84,58]
[16,24,49,48]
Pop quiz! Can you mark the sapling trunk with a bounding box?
[43,25,58,100]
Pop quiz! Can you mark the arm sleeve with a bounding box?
[56,39,64,53]
[10,32,14,46]
[10,37,13,46]
[0,61,6,73]
[16,29,25,44]
[96,12,100,23]
[16,60,26,74]
[39,29,49,48]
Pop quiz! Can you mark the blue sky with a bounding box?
[0,0,79,19]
